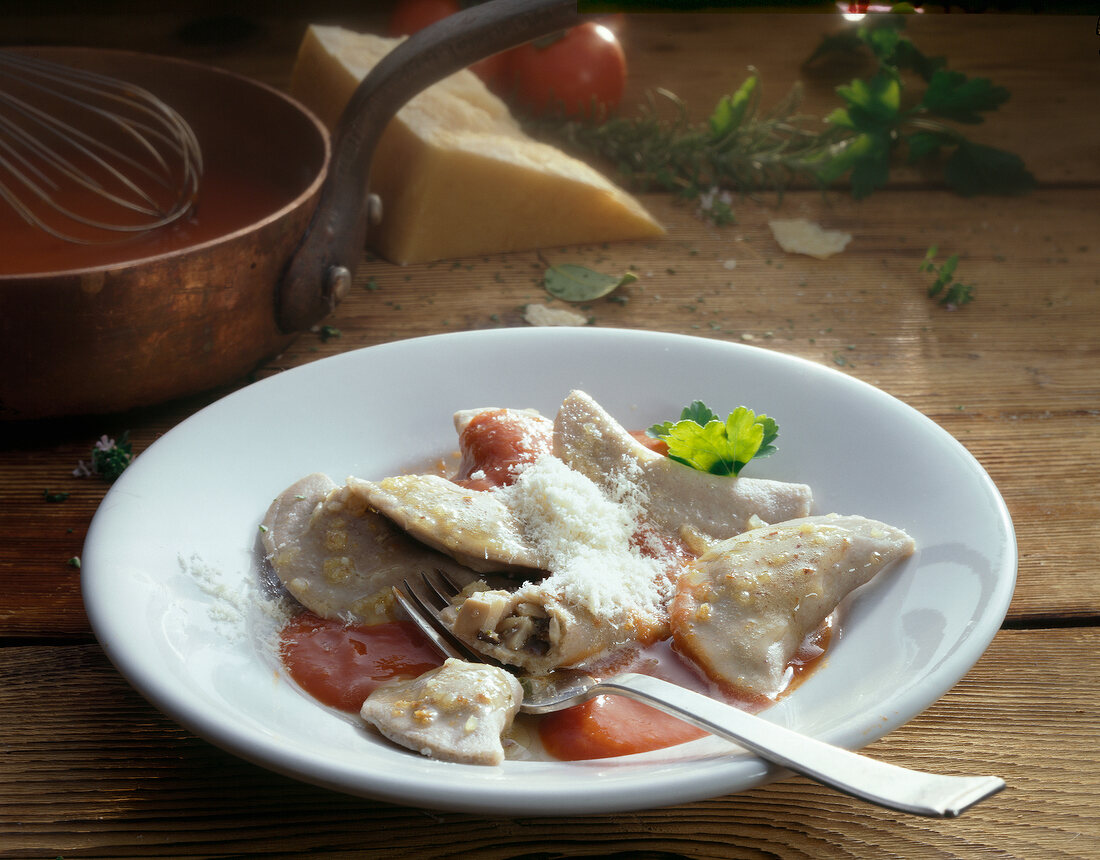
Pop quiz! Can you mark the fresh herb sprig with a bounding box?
[524,72,843,201]
[525,15,1031,203]
[648,401,778,477]
[805,14,1034,198]
[919,245,975,307]
[74,433,133,482]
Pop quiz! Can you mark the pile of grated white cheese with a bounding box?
[493,455,672,625]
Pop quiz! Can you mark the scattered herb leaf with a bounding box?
[919,245,975,307]
[319,325,342,342]
[543,264,638,302]
[67,556,81,569]
[43,489,70,503]
[647,402,777,476]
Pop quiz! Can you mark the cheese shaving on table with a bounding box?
[768,218,852,259]
[523,303,589,327]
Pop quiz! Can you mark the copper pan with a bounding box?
[0,0,577,419]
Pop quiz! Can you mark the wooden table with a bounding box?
[3,4,1098,857]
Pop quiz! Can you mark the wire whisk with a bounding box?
[0,49,202,244]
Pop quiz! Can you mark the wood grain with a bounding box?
[1,5,1098,857]
[4,188,1097,635]
[0,629,1096,859]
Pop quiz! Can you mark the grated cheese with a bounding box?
[492,456,671,625]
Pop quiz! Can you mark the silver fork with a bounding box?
[393,571,1005,818]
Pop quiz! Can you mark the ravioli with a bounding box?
[267,392,919,767]
[361,658,523,765]
[443,578,665,676]
[553,390,814,541]
[441,453,675,674]
[349,474,542,575]
[261,473,478,622]
[670,514,915,699]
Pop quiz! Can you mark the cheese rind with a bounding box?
[290,25,665,264]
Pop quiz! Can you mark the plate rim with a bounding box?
[82,327,1018,814]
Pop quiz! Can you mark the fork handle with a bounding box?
[599,673,1004,818]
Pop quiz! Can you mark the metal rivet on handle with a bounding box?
[326,265,352,305]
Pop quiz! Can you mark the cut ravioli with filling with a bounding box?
[671,514,915,699]
[441,455,676,674]
[361,658,523,765]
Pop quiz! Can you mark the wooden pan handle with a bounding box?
[275,0,579,333]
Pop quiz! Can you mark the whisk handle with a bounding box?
[276,0,579,333]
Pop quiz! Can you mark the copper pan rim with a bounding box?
[0,47,332,283]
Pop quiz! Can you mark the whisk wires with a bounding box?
[0,50,203,244]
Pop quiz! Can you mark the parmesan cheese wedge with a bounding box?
[290,25,665,264]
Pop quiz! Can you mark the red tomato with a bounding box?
[280,613,443,712]
[388,0,509,89]
[470,51,510,91]
[539,694,707,761]
[503,22,627,119]
[387,0,461,37]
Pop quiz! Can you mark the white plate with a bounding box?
[82,328,1016,815]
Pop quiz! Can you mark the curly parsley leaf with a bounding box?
[920,69,1010,124]
[708,74,757,139]
[945,141,1036,197]
[806,14,1031,198]
[648,404,777,476]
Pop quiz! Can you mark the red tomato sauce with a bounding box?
[539,621,833,761]
[278,613,833,758]
[630,429,669,456]
[539,694,708,761]
[278,414,833,759]
[453,408,554,490]
[279,613,443,713]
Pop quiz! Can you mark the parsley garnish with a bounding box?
[647,401,778,477]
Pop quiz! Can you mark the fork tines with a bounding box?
[393,570,483,665]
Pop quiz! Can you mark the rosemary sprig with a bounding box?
[525,15,1032,204]
[524,71,842,201]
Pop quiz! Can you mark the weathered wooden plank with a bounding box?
[0,629,1095,858]
[3,187,1096,637]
